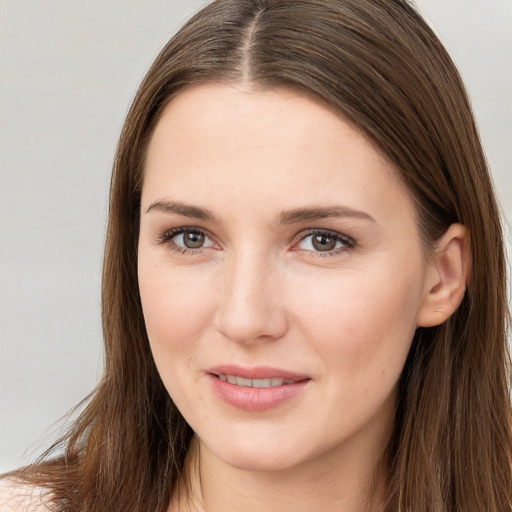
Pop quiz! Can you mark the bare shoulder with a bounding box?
[0,478,54,512]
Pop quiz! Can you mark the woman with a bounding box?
[2,0,510,511]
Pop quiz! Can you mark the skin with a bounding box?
[137,84,468,512]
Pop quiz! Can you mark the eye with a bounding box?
[158,227,217,253]
[295,230,353,254]
[174,229,208,249]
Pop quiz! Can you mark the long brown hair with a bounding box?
[7,1,511,510]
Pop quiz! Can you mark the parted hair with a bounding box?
[7,1,511,511]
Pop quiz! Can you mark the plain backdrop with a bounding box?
[1,0,511,473]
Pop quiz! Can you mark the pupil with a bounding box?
[184,231,204,249]
[312,234,336,251]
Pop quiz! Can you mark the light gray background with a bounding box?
[1,0,511,473]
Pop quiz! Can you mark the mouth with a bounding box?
[214,374,302,388]
[207,366,311,411]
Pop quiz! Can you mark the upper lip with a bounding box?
[208,365,310,381]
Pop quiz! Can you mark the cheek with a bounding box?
[289,265,423,376]
[287,267,423,439]
[138,261,217,364]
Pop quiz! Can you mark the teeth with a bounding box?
[252,378,274,387]
[217,374,295,388]
[236,376,253,387]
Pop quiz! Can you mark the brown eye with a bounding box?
[183,230,205,248]
[163,228,216,252]
[296,230,352,254]
[311,234,337,251]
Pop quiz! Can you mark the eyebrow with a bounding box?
[146,200,218,221]
[278,206,376,224]
[145,199,375,225]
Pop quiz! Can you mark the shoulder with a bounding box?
[0,478,54,512]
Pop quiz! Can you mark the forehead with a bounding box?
[142,84,416,228]
[147,84,386,164]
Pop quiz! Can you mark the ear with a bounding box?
[417,223,471,328]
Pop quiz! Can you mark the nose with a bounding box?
[213,250,288,344]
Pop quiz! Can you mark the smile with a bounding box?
[216,374,298,388]
[208,367,311,411]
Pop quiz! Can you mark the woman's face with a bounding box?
[138,84,432,473]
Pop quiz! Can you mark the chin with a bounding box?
[197,428,327,474]
[216,447,303,473]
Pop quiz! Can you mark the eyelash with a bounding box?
[294,229,355,257]
[156,227,215,256]
[156,227,355,257]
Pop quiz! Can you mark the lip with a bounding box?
[208,365,309,381]
[207,365,311,412]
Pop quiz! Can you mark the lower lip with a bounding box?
[208,374,310,412]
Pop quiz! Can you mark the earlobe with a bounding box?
[417,223,471,328]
